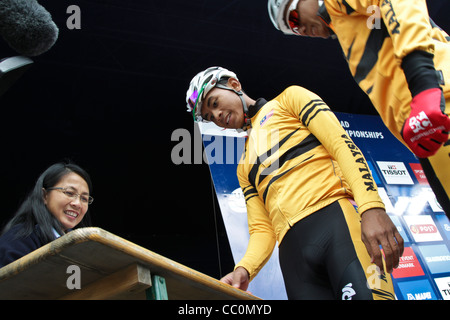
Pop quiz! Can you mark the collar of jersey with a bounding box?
[247,98,268,119]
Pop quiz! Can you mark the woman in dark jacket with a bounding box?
[0,162,93,268]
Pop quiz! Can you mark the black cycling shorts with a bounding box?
[278,198,395,300]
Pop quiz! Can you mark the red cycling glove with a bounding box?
[401,88,450,158]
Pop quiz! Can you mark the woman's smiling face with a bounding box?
[43,172,90,231]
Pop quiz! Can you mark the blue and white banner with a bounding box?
[199,122,287,300]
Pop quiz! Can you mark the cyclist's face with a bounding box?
[201,79,245,129]
[287,0,330,38]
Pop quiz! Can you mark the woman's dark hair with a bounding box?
[1,162,93,243]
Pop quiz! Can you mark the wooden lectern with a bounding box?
[0,227,259,300]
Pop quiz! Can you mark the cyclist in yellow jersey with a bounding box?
[268,0,450,216]
[185,66,403,299]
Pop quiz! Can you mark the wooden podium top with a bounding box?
[0,227,259,300]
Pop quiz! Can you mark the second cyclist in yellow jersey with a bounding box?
[268,0,450,215]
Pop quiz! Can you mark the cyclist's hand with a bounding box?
[401,88,450,158]
[220,267,250,291]
[361,208,404,274]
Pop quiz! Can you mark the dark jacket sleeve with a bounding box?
[0,224,43,268]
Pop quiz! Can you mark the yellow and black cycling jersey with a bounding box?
[323,0,450,142]
[235,86,384,280]
[321,0,450,215]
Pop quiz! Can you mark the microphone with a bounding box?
[0,0,59,56]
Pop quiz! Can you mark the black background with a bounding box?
[0,0,449,280]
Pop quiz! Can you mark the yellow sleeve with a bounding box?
[378,0,435,61]
[281,86,385,214]
[430,24,450,43]
[329,0,436,61]
[234,164,276,281]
